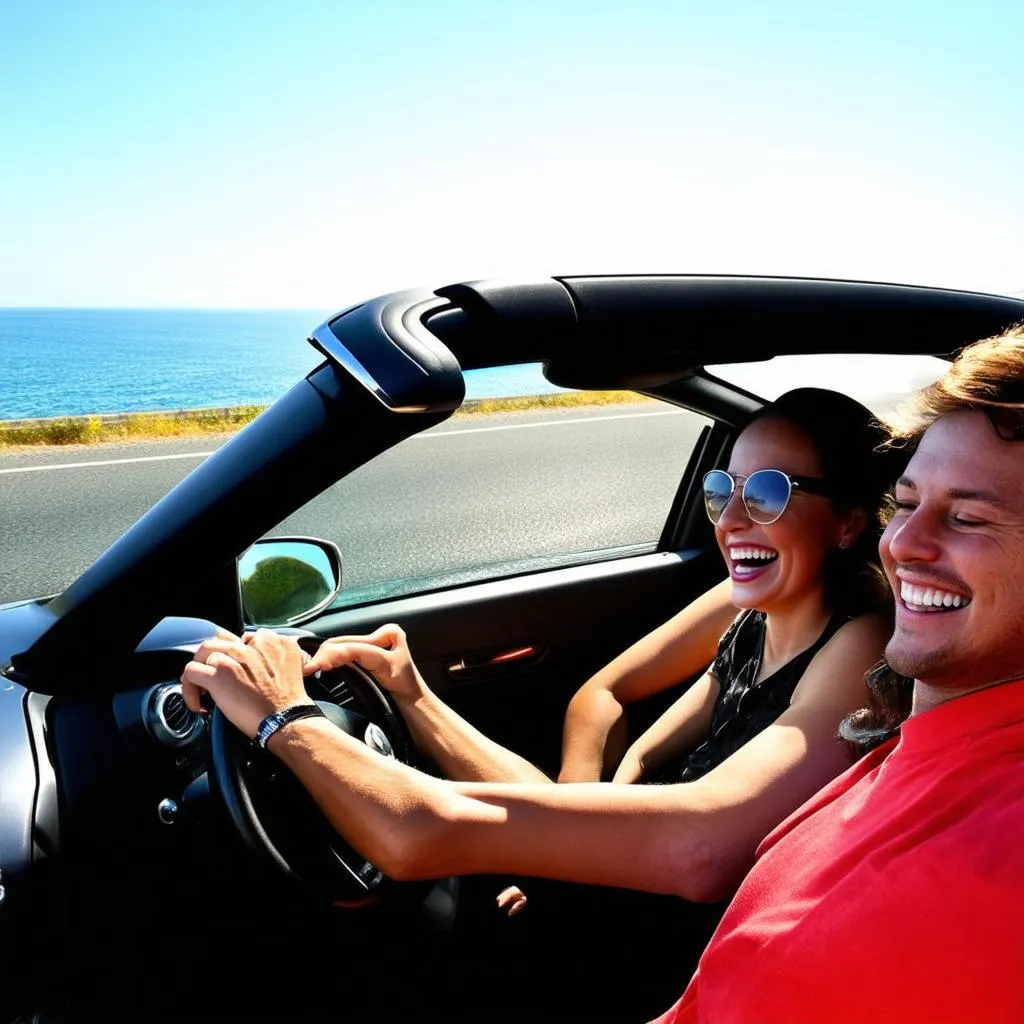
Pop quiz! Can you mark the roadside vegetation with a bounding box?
[0,391,656,448]
[0,406,265,447]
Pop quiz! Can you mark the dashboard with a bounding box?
[0,618,436,1020]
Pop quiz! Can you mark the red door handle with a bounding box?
[446,644,542,679]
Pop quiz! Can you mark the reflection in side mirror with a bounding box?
[238,537,342,627]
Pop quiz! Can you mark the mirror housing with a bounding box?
[238,537,342,627]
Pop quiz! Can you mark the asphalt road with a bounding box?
[0,404,708,607]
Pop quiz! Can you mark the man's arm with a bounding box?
[559,579,736,782]
[185,617,884,901]
[269,717,724,894]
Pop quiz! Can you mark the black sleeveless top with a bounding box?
[671,610,847,783]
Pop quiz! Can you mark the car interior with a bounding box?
[3,276,1023,1023]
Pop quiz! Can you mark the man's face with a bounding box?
[881,410,1024,690]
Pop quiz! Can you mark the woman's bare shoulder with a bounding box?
[827,611,891,651]
[792,612,890,707]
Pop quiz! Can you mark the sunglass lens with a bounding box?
[703,470,734,523]
[742,469,792,525]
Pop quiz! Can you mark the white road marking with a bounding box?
[0,408,685,476]
[0,451,218,475]
[417,408,682,439]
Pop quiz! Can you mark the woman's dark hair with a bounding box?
[839,661,914,757]
[747,386,902,619]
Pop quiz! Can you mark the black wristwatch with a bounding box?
[254,703,325,749]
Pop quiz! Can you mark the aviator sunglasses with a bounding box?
[702,468,834,526]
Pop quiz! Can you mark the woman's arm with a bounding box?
[558,578,736,782]
[184,615,886,901]
[611,669,719,783]
[304,624,552,784]
[307,578,735,787]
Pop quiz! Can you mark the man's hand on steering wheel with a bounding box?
[191,628,415,904]
[182,627,315,739]
[303,623,427,705]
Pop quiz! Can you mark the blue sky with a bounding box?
[2,0,1022,308]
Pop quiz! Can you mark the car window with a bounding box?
[267,364,711,608]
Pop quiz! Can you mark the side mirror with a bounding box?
[238,537,342,627]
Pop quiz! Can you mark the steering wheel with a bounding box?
[207,661,414,907]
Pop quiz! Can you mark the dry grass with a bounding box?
[458,390,655,416]
[0,407,265,447]
[0,392,655,448]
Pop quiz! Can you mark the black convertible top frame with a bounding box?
[429,275,1024,382]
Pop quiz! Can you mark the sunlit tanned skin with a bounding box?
[557,580,737,784]
[882,410,1024,713]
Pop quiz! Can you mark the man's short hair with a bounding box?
[887,323,1024,450]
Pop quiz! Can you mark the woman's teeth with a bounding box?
[731,548,778,563]
[900,581,970,611]
[731,549,778,576]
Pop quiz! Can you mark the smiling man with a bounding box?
[653,326,1024,1023]
[885,416,1024,699]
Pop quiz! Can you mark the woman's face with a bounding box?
[716,417,864,615]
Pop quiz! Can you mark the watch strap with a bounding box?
[254,703,325,749]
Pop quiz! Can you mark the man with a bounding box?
[183,327,1024,1023]
[649,326,1024,1022]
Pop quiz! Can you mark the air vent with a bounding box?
[162,690,191,732]
[316,671,356,708]
[144,683,204,748]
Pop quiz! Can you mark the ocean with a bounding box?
[0,308,562,420]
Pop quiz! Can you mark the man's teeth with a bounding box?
[730,549,778,562]
[900,581,970,609]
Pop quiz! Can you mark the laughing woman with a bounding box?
[181,388,899,906]
[559,388,897,793]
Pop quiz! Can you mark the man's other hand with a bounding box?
[181,627,313,738]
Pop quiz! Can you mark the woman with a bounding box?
[182,387,899,907]
[559,385,897,791]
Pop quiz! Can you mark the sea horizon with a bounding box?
[0,307,561,421]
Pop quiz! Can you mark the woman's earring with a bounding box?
[838,538,851,550]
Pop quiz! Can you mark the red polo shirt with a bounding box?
[654,678,1024,1024]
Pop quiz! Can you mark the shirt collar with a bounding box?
[896,676,1024,756]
